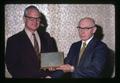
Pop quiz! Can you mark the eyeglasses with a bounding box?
[77,26,95,31]
[25,15,41,21]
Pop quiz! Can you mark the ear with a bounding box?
[93,27,97,33]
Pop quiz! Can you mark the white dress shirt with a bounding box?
[25,28,41,53]
[81,35,94,49]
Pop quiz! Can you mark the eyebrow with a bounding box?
[77,26,95,29]
[25,15,40,19]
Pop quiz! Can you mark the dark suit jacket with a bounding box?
[51,37,109,78]
[5,30,58,78]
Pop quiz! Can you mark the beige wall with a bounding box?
[5,4,115,78]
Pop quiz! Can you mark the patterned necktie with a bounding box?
[32,33,39,55]
[77,42,86,65]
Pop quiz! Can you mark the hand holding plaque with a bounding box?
[40,52,64,69]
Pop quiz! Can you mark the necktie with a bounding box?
[77,42,86,65]
[33,33,41,68]
[32,33,39,55]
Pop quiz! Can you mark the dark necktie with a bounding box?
[77,42,86,65]
[33,33,41,69]
[32,33,39,55]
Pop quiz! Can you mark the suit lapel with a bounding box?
[73,41,82,66]
[84,37,97,57]
[21,30,36,54]
[78,38,97,65]
[38,33,45,53]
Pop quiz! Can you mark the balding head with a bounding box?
[24,5,41,17]
[79,17,96,28]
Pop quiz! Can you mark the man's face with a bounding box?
[24,9,40,32]
[78,18,96,41]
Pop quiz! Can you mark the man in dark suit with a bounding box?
[49,17,110,78]
[5,5,58,78]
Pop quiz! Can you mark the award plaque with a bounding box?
[40,52,64,69]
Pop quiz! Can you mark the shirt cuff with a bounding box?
[70,66,74,72]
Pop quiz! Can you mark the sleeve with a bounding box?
[5,38,21,77]
[49,44,76,78]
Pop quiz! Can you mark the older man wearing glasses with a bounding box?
[5,5,58,78]
[49,17,110,78]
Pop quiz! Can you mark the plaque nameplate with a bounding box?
[40,52,64,69]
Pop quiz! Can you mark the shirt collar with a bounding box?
[82,35,94,46]
[25,28,38,38]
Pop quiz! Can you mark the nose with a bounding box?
[31,18,38,22]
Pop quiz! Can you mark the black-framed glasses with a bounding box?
[77,25,95,31]
[25,15,41,21]
[77,26,95,29]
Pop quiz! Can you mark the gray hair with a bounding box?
[24,5,41,17]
